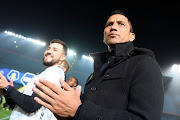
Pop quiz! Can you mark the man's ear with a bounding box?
[60,55,66,61]
[74,83,77,87]
[129,33,135,42]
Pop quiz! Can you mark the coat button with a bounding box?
[96,118,101,120]
[91,87,97,92]
[104,73,110,78]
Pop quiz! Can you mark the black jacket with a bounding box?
[77,42,164,120]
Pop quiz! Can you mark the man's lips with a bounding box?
[45,55,53,59]
[108,33,120,37]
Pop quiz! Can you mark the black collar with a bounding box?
[90,42,134,60]
[90,42,135,77]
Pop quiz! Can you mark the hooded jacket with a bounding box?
[77,42,164,120]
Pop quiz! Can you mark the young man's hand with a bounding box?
[0,73,11,96]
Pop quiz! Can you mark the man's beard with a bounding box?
[43,57,59,66]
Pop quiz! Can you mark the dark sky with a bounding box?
[0,1,180,69]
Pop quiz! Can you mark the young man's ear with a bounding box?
[60,55,66,61]
[129,33,135,42]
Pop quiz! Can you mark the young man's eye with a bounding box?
[106,23,113,27]
[119,23,125,26]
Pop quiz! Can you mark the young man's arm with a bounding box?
[5,86,41,113]
[0,73,41,112]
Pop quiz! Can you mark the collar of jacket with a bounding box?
[90,42,134,60]
[90,42,134,77]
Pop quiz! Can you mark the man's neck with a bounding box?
[45,64,56,70]
[108,45,115,53]
[45,62,62,70]
[45,66,49,69]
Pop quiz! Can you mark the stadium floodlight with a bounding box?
[82,55,93,61]
[172,64,178,72]
[11,32,15,36]
[18,35,22,38]
[15,34,19,37]
[178,65,180,73]
[27,38,33,42]
[4,30,46,46]
[68,49,76,56]
[172,64,180,73]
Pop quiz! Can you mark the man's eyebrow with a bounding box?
[116,20,126,23]
[53,47,58,50]
[106,20,125,24]
[106,20,113,24]
[105,21,113,26]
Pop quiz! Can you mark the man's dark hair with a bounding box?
[50,39,68,56]
[110,10,133,33]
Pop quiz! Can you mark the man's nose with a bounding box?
[110,23,118,32]
[46,49,53,54]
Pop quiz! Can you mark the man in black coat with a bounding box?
[32,10,164,120]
